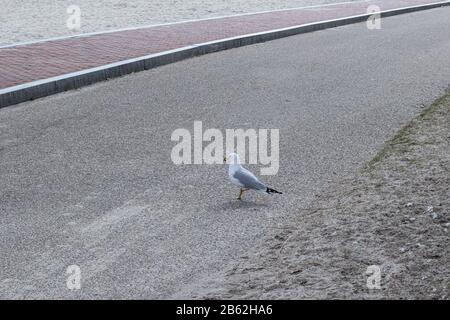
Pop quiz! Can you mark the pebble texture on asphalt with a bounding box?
[0,7,449,298]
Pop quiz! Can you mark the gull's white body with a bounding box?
[229,170,246,188]
[228,155,246,188]
[226,153,281,198]
[228,153,265,191]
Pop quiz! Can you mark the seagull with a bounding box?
[224,153,282,200]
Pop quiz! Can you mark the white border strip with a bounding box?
[1,1,449,107]
[0,0,371,49]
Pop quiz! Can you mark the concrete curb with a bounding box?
[1,1,449,109]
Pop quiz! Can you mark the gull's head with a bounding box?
[224,153,240,165]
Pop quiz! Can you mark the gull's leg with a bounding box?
[238,189,244,200]
[237,188,249,200]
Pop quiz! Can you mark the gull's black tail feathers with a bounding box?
[266,187,282,195]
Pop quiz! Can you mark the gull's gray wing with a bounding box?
[233,167,266,191]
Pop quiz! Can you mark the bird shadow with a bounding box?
[215,199,270,212]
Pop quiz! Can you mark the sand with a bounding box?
[1,0,356,46]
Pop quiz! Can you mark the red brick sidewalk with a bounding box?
[0,0,446,90]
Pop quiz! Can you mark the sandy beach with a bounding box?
[1,0,358,46]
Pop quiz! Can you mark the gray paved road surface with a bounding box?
[0,8,449,298]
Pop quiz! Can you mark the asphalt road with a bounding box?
[1,7,449,299]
